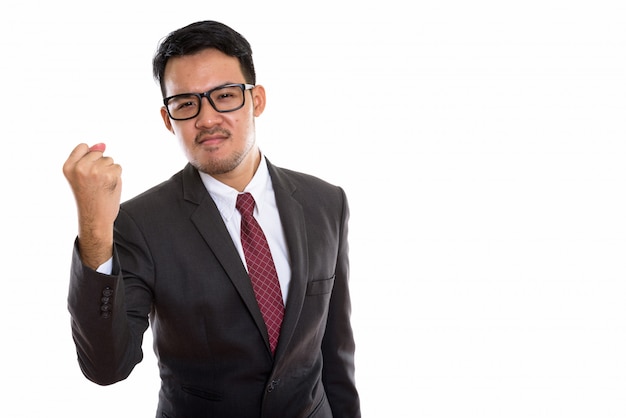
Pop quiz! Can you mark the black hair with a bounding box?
[152,20,256,97]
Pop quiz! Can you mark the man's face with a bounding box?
[160,48,265,177]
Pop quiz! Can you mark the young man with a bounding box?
[63,20,360,417]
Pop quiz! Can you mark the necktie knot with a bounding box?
[236,193,255,218]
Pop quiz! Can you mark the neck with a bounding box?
[212,146,261,192]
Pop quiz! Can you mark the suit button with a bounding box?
[101,287,113,318]
[267,379,280,392]
[100,304,112,318]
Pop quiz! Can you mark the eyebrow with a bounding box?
[168,81,245,97]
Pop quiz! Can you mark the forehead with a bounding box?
[163,48,243,95]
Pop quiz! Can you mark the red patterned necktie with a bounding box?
[236,192,284,354]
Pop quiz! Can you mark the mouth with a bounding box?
[196,129,230,147]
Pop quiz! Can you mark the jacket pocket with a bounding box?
[181,384,223,401]
[308,390,330,417]
[306,276,335,296]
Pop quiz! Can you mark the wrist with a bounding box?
[77,226,114,270]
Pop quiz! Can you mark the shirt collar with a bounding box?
[198,152,272,221]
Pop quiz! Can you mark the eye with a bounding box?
[176,99,197,110]
[212,86,241,103]
[215,92,235,101]
[166,94,201,119]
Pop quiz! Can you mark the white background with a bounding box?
[1,1,625,417]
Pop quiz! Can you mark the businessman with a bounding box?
[63,20,360,417]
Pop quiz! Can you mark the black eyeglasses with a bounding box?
[163,83,255,121]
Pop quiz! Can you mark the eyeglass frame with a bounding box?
[163,83,255,121]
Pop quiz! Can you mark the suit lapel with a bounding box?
[182,164,269,346]
[267,161,309,358]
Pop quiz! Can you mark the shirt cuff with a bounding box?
[96,257,113,275]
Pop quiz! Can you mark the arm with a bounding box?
[321,188,361,417]
[68,240,148,385]
[64,143,148,384]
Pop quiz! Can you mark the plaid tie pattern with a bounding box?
[236,192,284,354]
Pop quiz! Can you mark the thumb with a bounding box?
[89,143,106,152]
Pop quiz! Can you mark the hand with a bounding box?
[63,143,122,269]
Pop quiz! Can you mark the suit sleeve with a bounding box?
[321,187,361,416]
[67,208,153,385]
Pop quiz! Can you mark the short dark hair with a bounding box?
[152,20,256,97]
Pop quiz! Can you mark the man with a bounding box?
[62,20,360,417]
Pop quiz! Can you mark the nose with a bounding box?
[195,96,223,128]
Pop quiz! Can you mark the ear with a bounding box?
[160,107,175,133]
[251,85,266,117]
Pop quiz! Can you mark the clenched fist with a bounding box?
[63,143,122,269]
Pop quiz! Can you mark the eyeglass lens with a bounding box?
[167,85,246,119]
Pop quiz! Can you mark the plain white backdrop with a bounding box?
[1,1,625,416]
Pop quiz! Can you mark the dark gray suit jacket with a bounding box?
[68,159,360,417]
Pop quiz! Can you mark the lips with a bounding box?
[198,135,226,146]
[196,129,230,146]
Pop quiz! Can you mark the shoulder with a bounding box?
[267,160,348,209]
[268,160,343,193]
[115,167,202,239]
